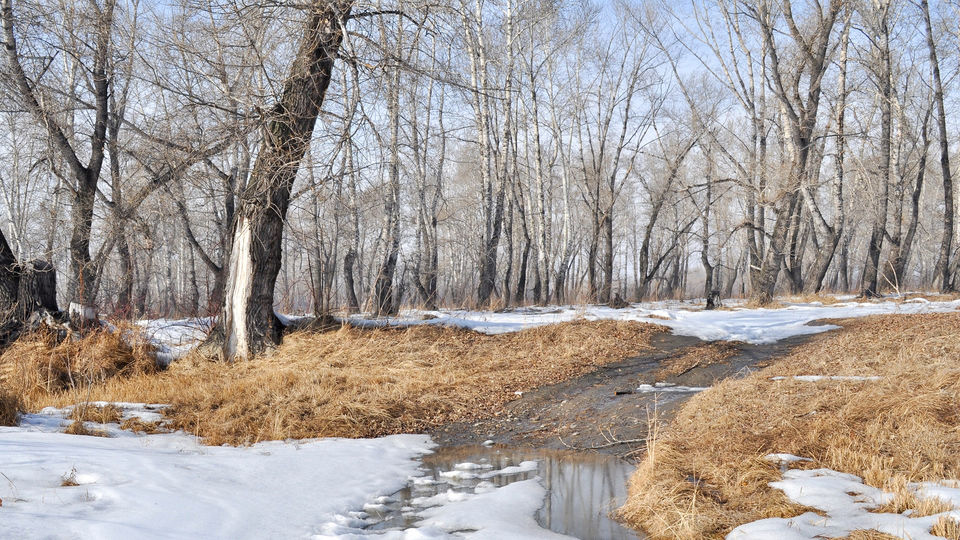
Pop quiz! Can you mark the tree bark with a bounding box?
[921,0,955,291]
[222,1,351,360]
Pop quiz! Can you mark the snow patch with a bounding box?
[636,383,708,393]
[0,409,433,540]
[729,463,960,539]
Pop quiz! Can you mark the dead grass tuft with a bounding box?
[845,532,902,540]
[119,417,165,434]
[0,388,19,426]
[0,324,158,410]
[13,320,662,445]
[780,293,852,305]
[64,420,109,438]
[70,403,123,424]
[619,312,960,538]
[931,516,960,539]
[60,468,79,487]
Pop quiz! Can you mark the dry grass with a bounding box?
[119,417,165,434]
[619,312,960,539]
[654,342,740,379]
[844,532,902,540]
[8,320,663,445]
[0,388,19,426]
[931,516,960,539]
[63,420,109,437]
[780,293,853,305]
[0,325,158,410]
[70,403,123,424]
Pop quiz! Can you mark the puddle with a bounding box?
[364,446,643,539]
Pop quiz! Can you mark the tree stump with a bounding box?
[706,290,722,310]
[0,228,64,345]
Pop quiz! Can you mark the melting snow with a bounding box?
[0,408,433,540]
[729,463,960,539]
[346,297,960,344]
[636,382,708,393]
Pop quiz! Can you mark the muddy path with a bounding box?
[430,329,819,456]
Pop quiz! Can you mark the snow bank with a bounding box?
[729,464,960,539]
[0,409,432,540]
[346,297,960,345]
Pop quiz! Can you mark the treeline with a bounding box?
[0,0,957,332]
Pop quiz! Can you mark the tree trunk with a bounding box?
[921,0,955,291]
[861,3,892,298]
[222,1,351,360]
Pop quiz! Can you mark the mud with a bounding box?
[429,329,818,456]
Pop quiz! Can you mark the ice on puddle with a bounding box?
[730,459,960,539]
[453,461,493,471]
[438,469,479,481]
[479,460,539,478]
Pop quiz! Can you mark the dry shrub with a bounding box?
[0,324,158,409]
[24,320,662,445]
[655,342,740,379]
[64,420,109,437]
[0,388,19,426]
[619,313,960,539]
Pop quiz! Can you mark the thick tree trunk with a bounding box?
[222,1,350,360]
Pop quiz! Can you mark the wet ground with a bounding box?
[430,329,817,456]
[364,446,641,539]
[406,325,822,538]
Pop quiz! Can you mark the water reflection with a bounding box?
[366,445,643,539]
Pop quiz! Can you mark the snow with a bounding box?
[345,297,960,345]
[729,464,960,539]
[1,408,585,539]
[313,458,576,539]
[0,407,434,540]
[137,317,211,365]
[764,453,813,464]
[636,382,708,393]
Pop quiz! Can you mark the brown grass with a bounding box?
[119,417,165,434]
[654,342,740,379]
[619,312,960,538]
[7,320,663,445]
[931,516,960,539]
[0,325,158,410]
[70,403,123,424]
[63,420,109,438]
[0,388,18,426]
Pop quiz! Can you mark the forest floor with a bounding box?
[3,295,960,538]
